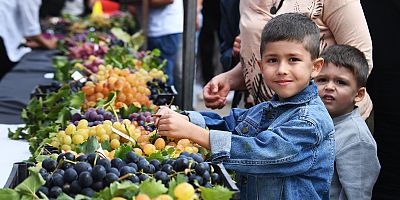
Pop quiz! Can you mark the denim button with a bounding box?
[242,127,249,134]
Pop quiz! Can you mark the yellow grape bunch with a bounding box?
[49,119,142,152]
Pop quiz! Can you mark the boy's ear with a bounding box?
[257,60,263,71]
[354,87,366,103]
[311,58,324,78]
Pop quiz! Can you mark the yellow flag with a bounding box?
[92,0,103,16]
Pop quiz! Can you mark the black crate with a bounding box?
[210,163,240,199]
[153,85,178,105]
[30,82,62,99]
[4,162,35,189]
[4,162,240,199]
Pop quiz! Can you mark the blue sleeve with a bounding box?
[335,141,380,199]
[212,118,323,176]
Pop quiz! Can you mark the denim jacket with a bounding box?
[188,81,335,200]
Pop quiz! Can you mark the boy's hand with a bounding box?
[157,113,193,139]
[154,107,189,126]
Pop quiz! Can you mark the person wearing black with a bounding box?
[361,1,400,199]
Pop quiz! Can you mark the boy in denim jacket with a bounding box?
[315,45,380,200]
[156,13,335,199]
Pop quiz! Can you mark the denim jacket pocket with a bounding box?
[234,119,258,137]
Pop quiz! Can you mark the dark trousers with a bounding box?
[198,0,221,84]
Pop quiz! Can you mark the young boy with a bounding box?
[315,44,381,199]
[156,13,335,199]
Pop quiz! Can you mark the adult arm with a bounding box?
[203,62,246,109]
[149,0,173,7]
[335,142,381,199]
[19,0,57,49]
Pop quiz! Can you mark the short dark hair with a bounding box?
[260,13,320,59]
[320,44,369,87]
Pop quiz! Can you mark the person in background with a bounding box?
[203,0,373,121]
[146,0,183,87]
[198,0,221,86]
[155,13,335,199]
[315,44,380,199]
[0,0,57,80]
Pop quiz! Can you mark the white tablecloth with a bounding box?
[0,124,30,187]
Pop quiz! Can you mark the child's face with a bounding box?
[315,63,365,118]
[258,40,323,100]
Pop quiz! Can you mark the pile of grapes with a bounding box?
[128,111,155,132]
[36,151,222,199]
[71,108,115,127]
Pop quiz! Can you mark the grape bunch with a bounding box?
[68,43,108,59]
[128,111,155,132]
[36,151,222,199]
[71,108,115,127]
[74,55,105,74]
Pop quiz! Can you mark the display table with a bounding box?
[0,124,30,187]
[0,50,58,124]
[0,50,57,186]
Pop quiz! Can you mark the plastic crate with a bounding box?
[210,163,240,199]
[153,85,179,105]
[30,82,62,99]
[3,162,35,189]
[4,161,240,199]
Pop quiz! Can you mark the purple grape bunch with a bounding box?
[71,108,115,127]
[128,111,155,132]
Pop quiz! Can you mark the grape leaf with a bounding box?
[146,151,165,161]
[95,181,138,199]
[114,144,133,160]
[101,140,112,152]
[14,167,45,199]
[139,179,168,198]
[199,185,234,200]
[0,188,20,199]
[77,136,100,154]
[69,91,84,109]
[111,27,131,43]
[56,193,74,200]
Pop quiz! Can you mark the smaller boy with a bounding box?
[315,44,381,200]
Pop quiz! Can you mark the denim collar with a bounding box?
[268,81,318,108]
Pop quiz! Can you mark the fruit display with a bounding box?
[4,11,239,200]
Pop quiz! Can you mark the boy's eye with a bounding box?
[288,58,300,62]
[336,80,346,85]
[315,77,327,83]
[267,58,278,63]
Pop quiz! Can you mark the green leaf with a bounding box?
[139,179,168,198]
[95,181,139,199]
[0,188,20,199]
[114,145,133,160]
[146,151,165,161]
[70,91,84,109]
[14,167,45,199]
[111,27,131,43]
[168,174,188,197]
[200,185,234,200]
[101,140,112,152]
[77,136,100,154]
[56,193,74,200]
[55,108,69,124]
